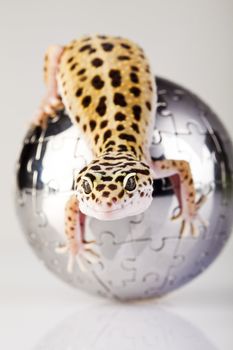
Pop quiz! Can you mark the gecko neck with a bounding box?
[90,129,149,161]
[95,142,146,162]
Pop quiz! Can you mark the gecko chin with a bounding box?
[78,193,153,221]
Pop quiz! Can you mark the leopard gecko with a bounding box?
[34,35,206,272]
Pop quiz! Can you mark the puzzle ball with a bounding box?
[15,77,233,300]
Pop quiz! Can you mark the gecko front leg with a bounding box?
[56,194,99,273]
[151,159,207,237]
[34,45,64,129]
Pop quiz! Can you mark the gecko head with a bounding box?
[74,152,154,220]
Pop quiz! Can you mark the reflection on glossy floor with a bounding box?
[34,302,217,350]
[0,237,233,350]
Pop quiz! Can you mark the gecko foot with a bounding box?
[178,216,208,238]
[55,240,99,274]
[171,194,208,238]
[33,95,64,129]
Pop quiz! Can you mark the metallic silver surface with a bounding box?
[15,77,233,300]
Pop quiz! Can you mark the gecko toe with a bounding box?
[67,253,75,273]
[190,222,198,237]
[171,210,182,221]
[76,255,88,272]
[82,250,99,264]
[179,219,186,237]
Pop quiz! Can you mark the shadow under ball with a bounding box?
[15,77,233,300]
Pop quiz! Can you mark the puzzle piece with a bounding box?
[97,231,130,259]
[34,127,89,194]
[155,78,211,135]
[43,139,82,193]
[176,122,210,164]
[172,88,185,101]
[24,109,72,144]
[21,108,88,194]
[15,188,27,207]
[206,130,233,189]
[159,203,231,292]
[121,258,137,286]
[160,236,201,291]
[17,137,47,191]
[156,93,176,134]
[142,272,160,296]
[16,190,49,256]
[129,213,153,243]
[89,228,140,299]
[149,128,165,160]
[118,236,185,298]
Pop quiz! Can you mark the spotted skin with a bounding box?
[57,35,155,159]
[35,35,206,272]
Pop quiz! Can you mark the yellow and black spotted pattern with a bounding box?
[58,35,156,160]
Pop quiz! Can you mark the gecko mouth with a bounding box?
[79,196,152,221]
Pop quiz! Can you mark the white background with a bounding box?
[0,0,232,349]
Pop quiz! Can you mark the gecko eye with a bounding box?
[82,177,93,194]
[123,173,137,192]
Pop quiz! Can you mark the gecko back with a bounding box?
[58,35,156,159]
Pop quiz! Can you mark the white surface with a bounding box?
[0,234,233,350]
[0,0,232,349]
